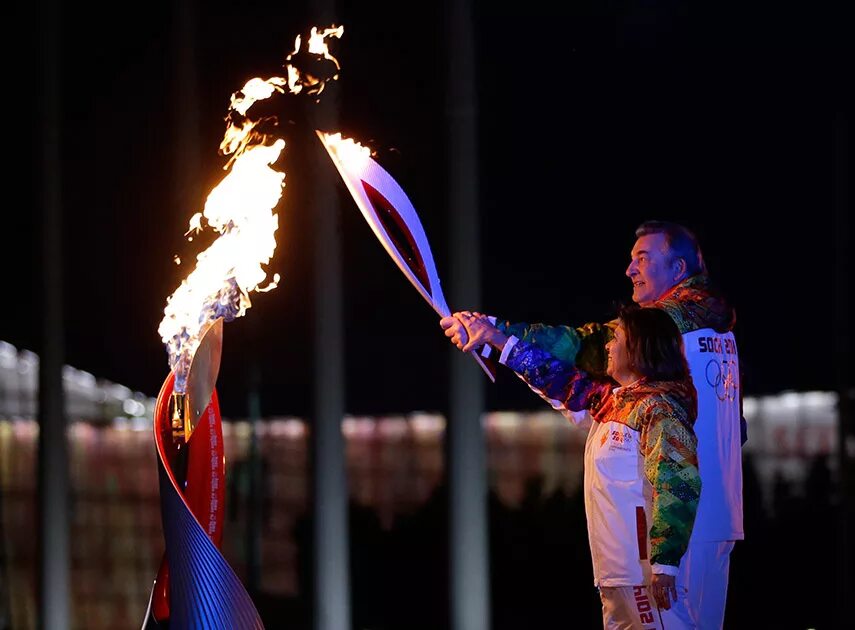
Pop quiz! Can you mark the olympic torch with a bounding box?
[142,26,344,629]
[316,131,497,381]
[143,124,284,630]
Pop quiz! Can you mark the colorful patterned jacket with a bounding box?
[504,340,701,570]
[496,274,735,378]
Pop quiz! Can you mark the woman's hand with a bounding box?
[651,573,677,610]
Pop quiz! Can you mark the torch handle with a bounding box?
[470,350,497,382]
[432,304,496,383]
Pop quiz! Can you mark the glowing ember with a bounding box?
[159,25,344,394]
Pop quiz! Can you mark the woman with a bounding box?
[457,306,700,629]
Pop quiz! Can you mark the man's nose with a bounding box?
[626,261,636,277]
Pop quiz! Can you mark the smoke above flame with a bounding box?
[158,25,343,393]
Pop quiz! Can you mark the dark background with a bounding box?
[10,1,851,418]
[5,2,852,629]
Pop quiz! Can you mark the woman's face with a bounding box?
[606,322,634,384]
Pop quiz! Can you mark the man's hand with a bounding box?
[441,311,509,354]
[440,315,469,350]
[651,573,677,611]
[456,312,508,353]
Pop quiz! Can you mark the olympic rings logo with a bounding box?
[705,359,739,401]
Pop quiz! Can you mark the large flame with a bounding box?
[159,26,344,393]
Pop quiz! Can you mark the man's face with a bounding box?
[625,233,679,305]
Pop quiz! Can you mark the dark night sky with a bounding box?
[9,1,852,418]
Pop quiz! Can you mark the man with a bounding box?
[442,221,743,629]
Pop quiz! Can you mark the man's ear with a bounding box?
[673,257,688,282]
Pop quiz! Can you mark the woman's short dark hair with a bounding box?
[619,305,690,382]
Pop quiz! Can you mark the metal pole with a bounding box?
[38,0,70,625]
[310,131,351,630]
[832,111,851,630]
[308,5,350,626]
[446,1,490,629]
[172,0,202,213]
[246,367,263,594]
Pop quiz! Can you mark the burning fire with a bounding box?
[319,132,372,166]
[158,25,344,393]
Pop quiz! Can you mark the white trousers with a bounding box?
[599,585,694,630]
[677,540,735,630]
[598,540,735,629]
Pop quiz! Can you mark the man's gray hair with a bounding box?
[635,221,707,276]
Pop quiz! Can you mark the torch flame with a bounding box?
[287,25,344,95]
[322,132,372,166]
[159,25,344,394]
[158,136,285,394]
[307,26,344,69]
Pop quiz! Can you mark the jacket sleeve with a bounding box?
[641,400,702,568]
[503,340,612,413]
[495,320,615,377]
